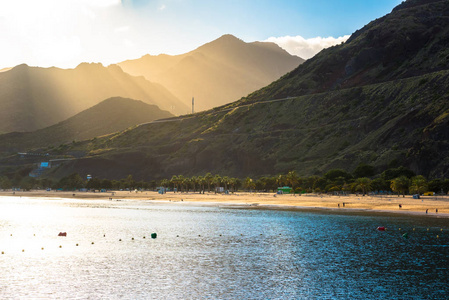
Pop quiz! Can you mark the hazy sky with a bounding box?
[0,0,402,69]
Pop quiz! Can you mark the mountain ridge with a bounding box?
[117,34,304,111]
[0,63,186,133]
[0,97,173,153]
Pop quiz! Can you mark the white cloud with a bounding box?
[265,35,350,59]
[158,4,166,11]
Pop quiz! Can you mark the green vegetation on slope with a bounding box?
[0,97,173,152]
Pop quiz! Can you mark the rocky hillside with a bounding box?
[118,34,304,111]
[5,0,449,180]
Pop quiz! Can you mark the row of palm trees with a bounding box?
[2,166,441,196]
[163,173,241,193]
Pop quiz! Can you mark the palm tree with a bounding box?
[355,177,372,196]
[204,173,213,193]
[190,176,198,193]
[391,176,410,197]
[222,176,230,192]
[244,177,255,192]
[409,175,428,195]
[286,170,298,193]
[275,174,285,188]
[197,176,205,193]
[170,175,179,192]
[178,175,186,192]
[212,174,222,193]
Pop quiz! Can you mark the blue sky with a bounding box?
[0,0,402,69]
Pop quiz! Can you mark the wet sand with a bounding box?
[1,190,448,218]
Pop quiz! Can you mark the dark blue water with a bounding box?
[0,197,448,299]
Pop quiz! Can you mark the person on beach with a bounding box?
[426,209,428,214]
[436,208,438,213]
[399,204,402,208]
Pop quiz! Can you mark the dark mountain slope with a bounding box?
[46,68,449,180]
[236,0,449,104]
[6,0,449,181]
[0,63,186,133]
[0,97,173,152]
[118,34,304,111]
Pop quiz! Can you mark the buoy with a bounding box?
[441,229,443,232]
[41,247,44,250]
[151,233,157,239]
[413,228,415,231]
[143,236,146,239]
[59,245,62,248]
[76,244,79,246]
[399,228,401,231]
[10,234,12,236]
[132,237,134,240]
[58,232,67,237]
[119,239,122,241]
[437,235,439,239]
[1,251,4,254]
[377,226,386,231]
[176,235,179,237]
[91,242,94,245]
[402,233,409,239]
[22,249,24,252]
[103,234,106,237]
[427,228,430,231]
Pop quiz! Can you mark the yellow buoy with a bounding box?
[1,251,4,254]
[399,228,401,231]
[91,242,94,245]
[41,247,44,250]
[76,244,79,246]
[437,235,439,239]
[59,245,62,248]
[22,249,24,252]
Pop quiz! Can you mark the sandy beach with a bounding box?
[1,189,448,218]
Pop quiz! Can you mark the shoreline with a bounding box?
[1,189,448,218]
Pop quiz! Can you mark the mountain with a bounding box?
[5,0,449,180]
[117,34,304,111]
[0,63,187,133]
[0,97,173,153]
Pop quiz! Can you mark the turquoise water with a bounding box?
[0,197,448,299]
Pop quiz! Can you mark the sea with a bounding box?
[0,196,448,299]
